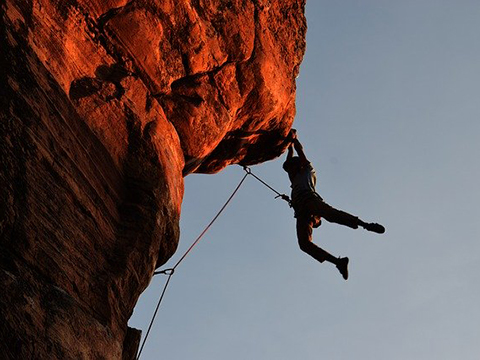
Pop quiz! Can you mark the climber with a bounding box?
[283,129,385,280]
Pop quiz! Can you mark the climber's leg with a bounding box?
[314,200,360,229]
[296,217,349,279]
[296,216,336,264]
[313,199,385,233]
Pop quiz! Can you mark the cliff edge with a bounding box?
[0,0,306,358]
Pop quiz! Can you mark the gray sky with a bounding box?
[129,1,480,359]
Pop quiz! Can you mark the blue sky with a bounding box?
[129,1,480,359]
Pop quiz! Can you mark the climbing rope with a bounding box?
[137,171,249,359]
[137,166,289,359]
[242,165,291,205]
[135,270,174,360]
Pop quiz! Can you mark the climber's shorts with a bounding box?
[292,191,359,229]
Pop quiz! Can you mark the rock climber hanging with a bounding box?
[282,129,385,280]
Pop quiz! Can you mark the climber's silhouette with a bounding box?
[283,130,385,280]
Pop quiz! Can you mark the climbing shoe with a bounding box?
[336,257,349,280]
[363,222,385,234]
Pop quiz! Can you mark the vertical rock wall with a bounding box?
[0,0,306,358]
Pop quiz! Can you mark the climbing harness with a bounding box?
[136,166,289,359]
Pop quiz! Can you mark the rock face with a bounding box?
[0,0,306,358]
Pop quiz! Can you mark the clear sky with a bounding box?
[129,1,480,359]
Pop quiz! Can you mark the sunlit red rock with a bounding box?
[0,0,306,358]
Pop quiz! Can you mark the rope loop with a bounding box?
[154,268,175,276]
[275,193,292,204]
[242,165,252,174]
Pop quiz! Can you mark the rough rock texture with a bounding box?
[0,0,306,358]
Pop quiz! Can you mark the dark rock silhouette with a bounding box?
[0,0,306,358]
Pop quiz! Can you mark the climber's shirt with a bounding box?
[290,162,318,208]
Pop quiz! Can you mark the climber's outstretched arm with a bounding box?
[286,143,294,160]
[286,128,310,166]
[288,129,309,165]
[293,138,309,164]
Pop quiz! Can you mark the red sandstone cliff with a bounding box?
[0,1,306,358]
